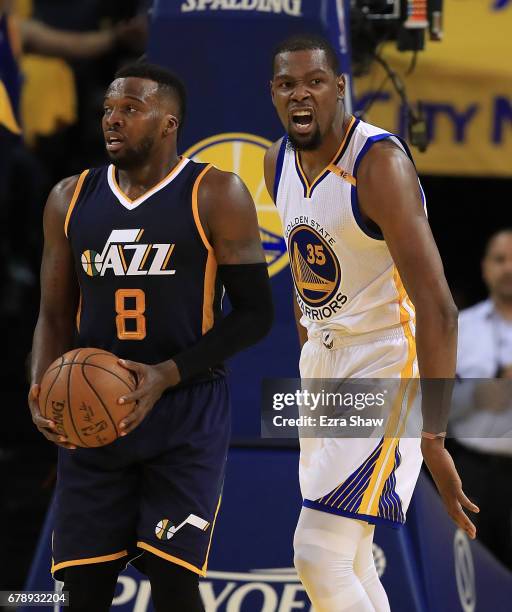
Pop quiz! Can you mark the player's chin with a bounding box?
[288,126,322,152]
[105,148,133,169]
[105,148,122,162]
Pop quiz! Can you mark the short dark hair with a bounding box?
[272,34,340,75]
[485,228,512,256]
[114,61,187,127]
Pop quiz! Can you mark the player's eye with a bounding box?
[311,79,322,85]
[279,81,293,89]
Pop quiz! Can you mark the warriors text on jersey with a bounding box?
[274,117,425,340]
[65,158,223,368]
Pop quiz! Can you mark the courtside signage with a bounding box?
[113,568,310,611]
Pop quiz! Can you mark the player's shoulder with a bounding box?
[357,121,412,178]
[263,137,286,200]
[353,118,398,152]
[53,174,82,196]
[199,164,246,196]
[45,167,97,220]
[354,117,396,139]
[46,174,82,217]
[196,165,255,232]
[196,165,254,220]
[265,137,285,165]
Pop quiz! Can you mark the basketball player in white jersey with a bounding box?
[264,35,479,611]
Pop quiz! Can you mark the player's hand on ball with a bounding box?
[421,438,479,539]
[117,359,179,435]
[28,384,77,449]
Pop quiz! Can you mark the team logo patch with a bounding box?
[288,225,341,307]
[81,250,101,276]
[81,229,175,277]
[184,133,288,278]
[155,514,210,541]
[155,519,175,541]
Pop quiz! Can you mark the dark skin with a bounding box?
[265,49,480,539]
[29,76,265,447]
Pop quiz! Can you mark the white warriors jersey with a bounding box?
[274,117,424,339]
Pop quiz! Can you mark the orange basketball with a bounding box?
[38,348,136,448]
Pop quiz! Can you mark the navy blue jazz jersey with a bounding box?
[52,159,231,580]
[66,157,223,366]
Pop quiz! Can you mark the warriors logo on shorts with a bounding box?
[288,225,341,308]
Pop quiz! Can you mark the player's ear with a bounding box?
[270,80,276,106]
[337,75,345,100]
[164,114,179,136]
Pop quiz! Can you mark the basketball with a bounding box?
[38,348,136,448]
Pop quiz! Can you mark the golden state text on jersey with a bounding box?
[284,216,347,321]
[65,159,224,367]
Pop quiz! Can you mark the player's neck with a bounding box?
[115,152,180,200]
[298,112,351,183]
[492,295,512,321]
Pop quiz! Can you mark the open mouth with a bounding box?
[106,134,124,152]
[291,109,314,133]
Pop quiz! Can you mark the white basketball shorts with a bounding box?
[298,326,423,528]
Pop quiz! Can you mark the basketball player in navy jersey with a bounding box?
[28,62,273,612]
[265,35,478,611]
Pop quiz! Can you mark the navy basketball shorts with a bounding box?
[51,376,230,580]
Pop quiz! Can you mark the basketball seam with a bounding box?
[80,363,120,439]
[68,349,90,448]
[43,350,111,376]
[42,355,65,419]
[80,359,135,391]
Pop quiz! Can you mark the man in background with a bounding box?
[451,228,512,569]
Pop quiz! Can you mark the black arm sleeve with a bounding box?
[173,262,274,382]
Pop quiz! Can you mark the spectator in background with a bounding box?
[1,0,147,318]
[450,229,512,569]
[10,0,147,153]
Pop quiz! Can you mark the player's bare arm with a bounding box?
[357,140,480,538]
[264,141,307,348]
[29,176,80,450]
[201,167,266,265]
[118,168,273,434]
